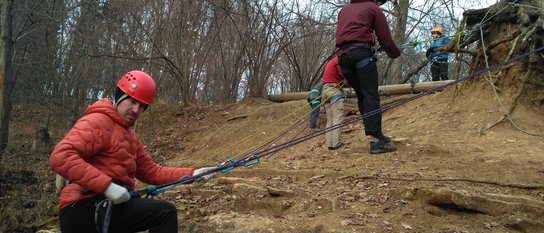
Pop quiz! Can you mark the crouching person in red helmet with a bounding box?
[49,70,216,233]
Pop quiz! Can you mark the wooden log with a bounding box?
[378,80,454,96]
[267,92,309,102]
[267,80,455,102]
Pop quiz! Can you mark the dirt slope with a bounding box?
[133,75,544,232]
[1,69,543,233]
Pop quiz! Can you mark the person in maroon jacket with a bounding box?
[336,0,400,154]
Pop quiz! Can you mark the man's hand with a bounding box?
[193,167,217,181]
[104,183,131,204]
[55,174,69,192]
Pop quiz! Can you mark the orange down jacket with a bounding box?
[49,99,194,209]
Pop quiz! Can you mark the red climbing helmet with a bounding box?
[116,70,156,105]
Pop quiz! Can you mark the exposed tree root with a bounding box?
[525,78,544,87]
[344,175,544,189]
[416,188,544,215]
[226,114,249,122]
[485,70,533,131]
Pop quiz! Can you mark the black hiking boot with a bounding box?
[378,134,391,143]
[370,140,397,154]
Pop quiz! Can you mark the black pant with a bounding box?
[431,60,448,81]
[59,196,178,233]
[338,47,382,138]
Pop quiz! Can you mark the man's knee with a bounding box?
[163,201,177,214]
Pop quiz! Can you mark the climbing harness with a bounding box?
[94,199,112,233]
[355,56,376,70]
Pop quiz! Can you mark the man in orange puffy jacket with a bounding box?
[49,70,216,233]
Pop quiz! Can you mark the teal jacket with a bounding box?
[427,36,450,62]
[307,83,323,105]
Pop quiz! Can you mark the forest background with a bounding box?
[2,0,544,232]
[0,0,497,146]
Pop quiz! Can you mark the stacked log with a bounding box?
[268,80,454,102]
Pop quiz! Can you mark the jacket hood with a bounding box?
[85,98,130,128]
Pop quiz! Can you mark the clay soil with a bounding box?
[1,70,544,233]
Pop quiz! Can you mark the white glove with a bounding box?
[55,174,70,192]
[104,183,131,204]
[193,167,217,181]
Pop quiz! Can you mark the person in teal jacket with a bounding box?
[307,82,323,129]
[426,26,451,81]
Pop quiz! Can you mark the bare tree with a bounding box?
[383,0,409,85]
[199,0,247,103]
[280,1,336,93]
[237,0,286,98]
[3,0,509,124]
[0,0,13,154]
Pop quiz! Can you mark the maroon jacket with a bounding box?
[336,0,401,58]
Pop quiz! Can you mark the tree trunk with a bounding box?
[32,126,51,152]
[0,0,13,155]
[386,0,409,84]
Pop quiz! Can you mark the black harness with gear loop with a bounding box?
[337,42,377,74]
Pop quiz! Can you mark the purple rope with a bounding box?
[241,114,308,161]
[101,201,112,233]
[259,46,544,156]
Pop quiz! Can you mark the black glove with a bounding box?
[426,48,435,58]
